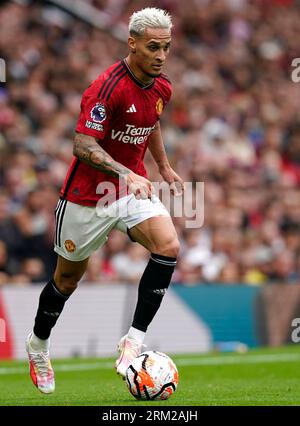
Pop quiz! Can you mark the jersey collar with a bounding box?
[122,59,155,90]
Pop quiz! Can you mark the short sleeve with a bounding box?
[75,95,113,140]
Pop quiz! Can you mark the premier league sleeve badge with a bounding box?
[90,103,107,123]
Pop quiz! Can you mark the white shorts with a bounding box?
[54,194,170,261]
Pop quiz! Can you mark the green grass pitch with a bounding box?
[0,345,300,406]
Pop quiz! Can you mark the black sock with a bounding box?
[33,279,69,340]
[132,253,177,332]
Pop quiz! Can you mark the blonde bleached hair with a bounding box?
[129,7,173,36]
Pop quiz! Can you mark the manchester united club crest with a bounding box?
[156,97,164,115]
[64,240,76,253]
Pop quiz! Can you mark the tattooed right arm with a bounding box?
[73,132,154,199]
[73,133,131,178]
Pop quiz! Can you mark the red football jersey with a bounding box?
[60,59,172,206]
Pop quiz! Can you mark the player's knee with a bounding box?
[157,238,180,258]
[55,273,79,295]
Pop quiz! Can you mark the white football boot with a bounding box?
[115,334,145,379]
[25,332,55,394]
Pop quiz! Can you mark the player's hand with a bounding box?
[124,171,155,200]
[159,166,185,196]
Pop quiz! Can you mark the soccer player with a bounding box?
[26,7,184,394]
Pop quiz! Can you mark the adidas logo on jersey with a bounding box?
[126,104,137,113]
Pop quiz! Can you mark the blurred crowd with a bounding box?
[1,0,300,286]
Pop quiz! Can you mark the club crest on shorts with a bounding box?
[156,97,163,115]
[90,103,106,123]
[64,240,76,252]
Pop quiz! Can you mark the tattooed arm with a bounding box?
[73,132,131,178]
[73,132,154,198]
